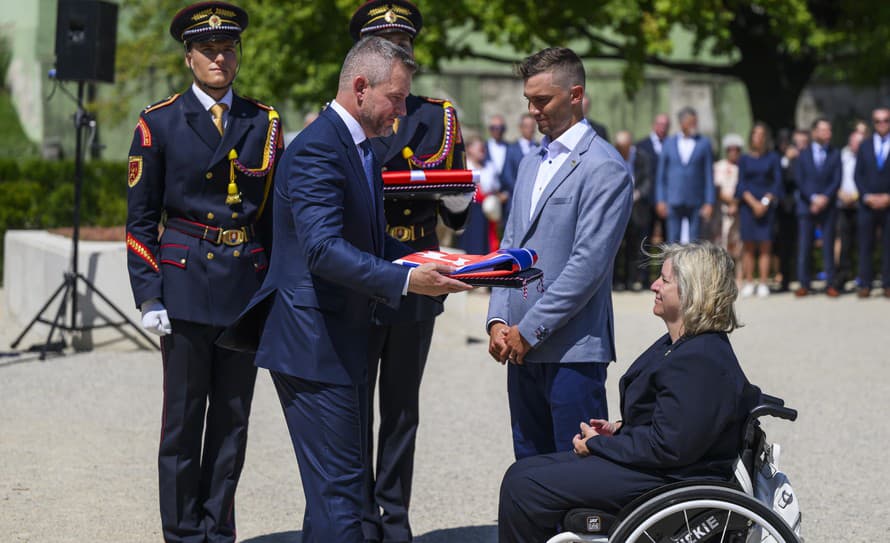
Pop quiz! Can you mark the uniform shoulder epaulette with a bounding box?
[242,96,275,111]
[143,93,181,114]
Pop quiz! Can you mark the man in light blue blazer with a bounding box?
[655,107,715,243]
[487,47,634,460]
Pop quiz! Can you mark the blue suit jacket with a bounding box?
[585,332,762,481]
[794,145,841,216]
[242,106,411,386]
[487,125,633,363]
[655,134,715,207]
[854,137,890,197]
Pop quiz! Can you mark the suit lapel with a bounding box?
[182,89,220,152]
[325,108,381,252]
[209,95,254,167]
[522,128,595,243]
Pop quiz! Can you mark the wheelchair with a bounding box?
[546,394,800,543]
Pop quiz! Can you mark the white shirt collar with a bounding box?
[540,120,589,157]
[191,83,233,111]
[329,99,367,146]
[874,133,890,145]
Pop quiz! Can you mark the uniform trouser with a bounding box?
[797,207,838,288]
[498,451,671,543]
[159,319,257,543]
[508,362,608,460]
[272,371,369,543]
[857,205,890,288]
[666,205,704,243]
[362,318,435,543]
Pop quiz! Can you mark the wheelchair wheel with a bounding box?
[608,485,799,543]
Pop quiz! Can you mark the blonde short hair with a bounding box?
[648,241,741,335]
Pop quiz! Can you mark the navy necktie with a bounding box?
[359,139,376,209]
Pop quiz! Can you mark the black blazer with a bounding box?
[585,332,761,481]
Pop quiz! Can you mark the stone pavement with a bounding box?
[1,287,888,542]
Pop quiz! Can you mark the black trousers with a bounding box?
[498,452,670,543]
[835,206,858,287]
[858,205,890,288]
[159,319,257,543]
[363,318,435,543]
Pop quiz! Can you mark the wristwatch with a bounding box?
[760,196,771,206]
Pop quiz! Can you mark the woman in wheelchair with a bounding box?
[498,242,764,543]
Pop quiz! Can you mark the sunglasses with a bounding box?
[488,125,506,131]
[874,119,890,124]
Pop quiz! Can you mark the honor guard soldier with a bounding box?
[349,2,472,542]
[124,3,282,542]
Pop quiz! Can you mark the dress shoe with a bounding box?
[794,287,809,297]
[857,288,871,298]
[825,286,840,298]
[884,288,890,298]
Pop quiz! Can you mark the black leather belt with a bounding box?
[165,217,254,246]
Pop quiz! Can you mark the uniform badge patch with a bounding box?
[128,156,143,187]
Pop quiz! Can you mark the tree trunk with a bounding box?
[729,6,817,135]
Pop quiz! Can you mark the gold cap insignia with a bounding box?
[384,9,397,23]
[208,14,222,28]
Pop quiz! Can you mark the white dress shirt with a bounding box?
[329,100,411,294]
[487,139,508,174]
[518,137,538,156]
[677,134,696,165]
[192,83,233,130]
[529,120,590,219]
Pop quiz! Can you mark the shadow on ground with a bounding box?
[239,525,497,543]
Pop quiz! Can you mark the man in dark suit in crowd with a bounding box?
[636,113,669,281]
[582,92,610,143]
[347,2,472,541]
[613,130,653,290]
[125,4,283,541]
[501,113,540,223]
[241,37,470,541]
[794,118,842,297]
[836,130,864,291]
[655,107,715,243]
[854,107,890,298]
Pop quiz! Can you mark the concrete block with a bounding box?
[3,230,154,352]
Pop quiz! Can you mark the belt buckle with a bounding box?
[221,228,246,246]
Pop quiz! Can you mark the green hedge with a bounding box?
[0,158,128,280]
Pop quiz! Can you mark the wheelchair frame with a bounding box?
[545,394,800,543]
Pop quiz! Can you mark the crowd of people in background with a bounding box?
[459,105,890,299]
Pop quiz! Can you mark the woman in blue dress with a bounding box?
[736,122,783,297]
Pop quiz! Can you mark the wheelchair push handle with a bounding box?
[752,393,797,422]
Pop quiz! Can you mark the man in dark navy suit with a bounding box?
[125,3,283,542]
[347,2,472,542]
[794,118,842,297]
[501,113,540,224]
[241,37,470,542]
[854,107,890,298]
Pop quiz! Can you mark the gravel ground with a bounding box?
[1,287,887,542]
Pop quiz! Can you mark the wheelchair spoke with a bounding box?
[720,510,731,542]
[684,509,691,536]
[640,530,656,543]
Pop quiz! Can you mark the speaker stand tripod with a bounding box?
[10,80,158,360]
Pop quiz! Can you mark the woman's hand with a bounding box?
[572,421,605,456]
[588,418,622,437]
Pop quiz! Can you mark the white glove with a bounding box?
[440,191,474,213]
[140,298,172,336]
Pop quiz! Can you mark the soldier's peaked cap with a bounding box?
[349,0,423,42]
[170,1,248,45]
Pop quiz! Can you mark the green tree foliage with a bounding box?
[113,1,890,132]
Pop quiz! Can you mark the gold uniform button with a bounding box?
[231,212,239,219]
[403,208,412,216]
[206,252,214,260]
[206,212,215,220]
[179,258,186,265]
[205,172,213,179]
[233,250,241,257]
